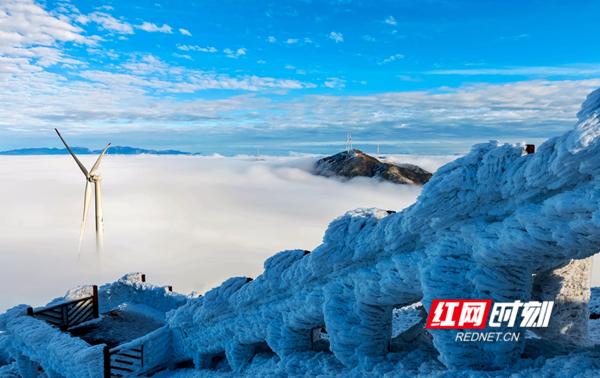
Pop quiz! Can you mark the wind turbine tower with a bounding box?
[55,129,111,252]
[345,132,353,152]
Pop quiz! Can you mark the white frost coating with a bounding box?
[169,88,600,371]
[568,87,600,152]
[112,326,172,375]
[2,306,105,378]
[1,273,187,377]
[50,272,186,318]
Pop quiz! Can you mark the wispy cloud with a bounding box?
[379,53,405,65]
[362,34,376,42]
[177,44,218,53]
[323,77,346,89]
[427,64,600,77]
[266,36,277,43]
[179,28,192,36]
[83,12,134,34]
[499,33,530,41]
[328,31,344,43]
[224,47,247,58]
[384,16,397,26]
[137,21,173,34]
[173,53,191,60]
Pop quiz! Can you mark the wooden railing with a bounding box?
[25,274,174,377]
[103,326,171,378]
[27,285,99,330]
[104,344,144,377]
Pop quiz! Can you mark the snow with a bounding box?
[49,272,187,319]
[2,88,600,376]
[1,273,187,377]
[2,306,105,378]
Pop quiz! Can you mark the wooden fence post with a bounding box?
[61,305,68,330]
[103,345,111,378]
[92,285,99,319]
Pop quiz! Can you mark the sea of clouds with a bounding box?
[0,154,598,312]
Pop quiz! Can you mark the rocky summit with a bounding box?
[313,149,432,185]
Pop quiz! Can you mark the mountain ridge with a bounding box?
[0,146,195,156]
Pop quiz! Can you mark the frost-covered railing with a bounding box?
[169,88,600,371]
[3,306,105,378]
[104,326,171,377]
[27,285,99,330]
[4,274,185,378]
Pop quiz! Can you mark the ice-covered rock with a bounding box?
[168,88,600,371]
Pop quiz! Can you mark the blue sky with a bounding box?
[1,0,600,154]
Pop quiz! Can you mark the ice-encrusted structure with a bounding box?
[1,274,186,378]
[168,88,600,371]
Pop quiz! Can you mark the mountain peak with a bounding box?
[313,149,432,185]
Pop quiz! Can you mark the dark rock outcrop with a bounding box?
[313,149,432,185]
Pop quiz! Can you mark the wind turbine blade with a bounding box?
[89,143,111,176]
[54,129,89,178]
[79,181,92,249]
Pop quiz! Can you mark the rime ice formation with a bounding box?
[3,89,600,377]
[1,274,185,378]
[168,88,600,371]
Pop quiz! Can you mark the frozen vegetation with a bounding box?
[2,88,600,376]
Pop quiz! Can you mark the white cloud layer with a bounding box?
[0,0,91,71]
[2,0,600,154]
[428,64,600,77]
[0,155,598,312]
[0,155,437,311]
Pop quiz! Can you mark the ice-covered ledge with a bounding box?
[1,273,188,377]
[2,306,105,378]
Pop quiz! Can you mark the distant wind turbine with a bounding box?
[345,132,353,152]
[55,129,111,252]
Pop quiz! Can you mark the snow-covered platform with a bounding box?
[0,273,186,378]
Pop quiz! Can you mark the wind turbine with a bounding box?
[345,132,353,152]
[55,129,111,252]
